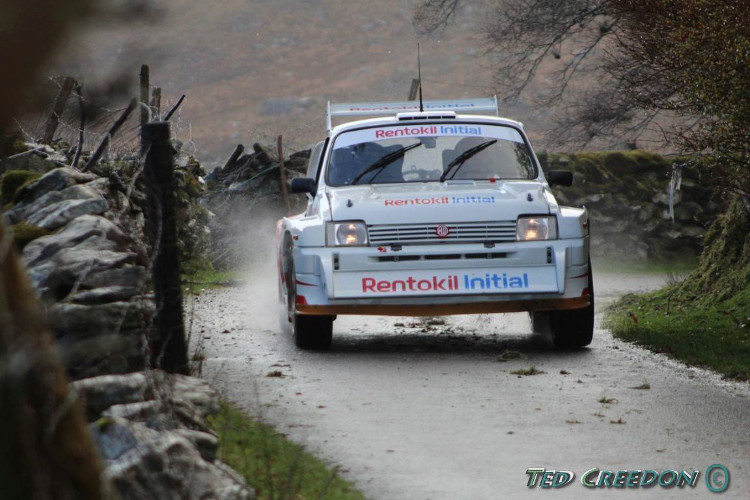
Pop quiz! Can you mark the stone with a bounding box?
[578,193,605,205]
[81,265,147,290]
[22,214,126,266]
[48,300,155,338]
[72,372,150,417]
[673,201,703,222]
[89,419,141,460]
[14,167,97,203]
[636,204,659,222]
[0,148,64,175]
[103,401,163,422]
[26,248,137,300]
[135,397,214,435]
[70,286,142,304]
[27,197,109,230]
[169,373,220,418]
[106,433,254,500]
[62,334,145,381]
[172,429,220,462]
[652,190,681,206]
[7,183,104,223]
[680,224,707,239]
[84,177,111,197]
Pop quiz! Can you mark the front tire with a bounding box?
[283,238,334,350]
[531,266,594,349]
[293,314,333,350]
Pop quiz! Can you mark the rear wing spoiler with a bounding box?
[326,97,498,131]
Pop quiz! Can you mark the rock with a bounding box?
[172,429,220,462]
[72,372,150,417]
[679,224,707,239]
[82,265,147,290]
[169,374,220,418]
[27,197,109,230]
[7,183,105,224]
[14,167,97,203]
[652,190,681,206]
[70,286,142,304]
[103,401,163,422]
[63,333,145,380]
[641,218,664,235]
[90,419,141,460]
[673,201,703,222]
[22,214,126,266]
[0,147,65,175]
[26,248,137,300]
[578,193,605,204]
[138,398,215,435]
[84,177,111,196]
[107,433,254,500]
[636,204,659,222]
[48,300,155,338]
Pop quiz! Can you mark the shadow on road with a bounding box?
[327,330,593,358]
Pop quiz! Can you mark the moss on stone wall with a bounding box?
[10,222,52,250]
[1,170,41,206]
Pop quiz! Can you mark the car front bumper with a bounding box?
[291,238,590,316]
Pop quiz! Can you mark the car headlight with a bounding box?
[327,221,369,246]
[517,216,558,241]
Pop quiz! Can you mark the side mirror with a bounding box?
[548,170,573,187]
[291,177,317,196]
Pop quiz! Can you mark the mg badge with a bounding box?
[435,224,450,238]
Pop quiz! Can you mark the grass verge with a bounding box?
[209,401,365,500]
[605,286,750,381]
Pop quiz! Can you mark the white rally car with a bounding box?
[277,98,593,350]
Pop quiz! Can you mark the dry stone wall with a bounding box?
[1,143,255,499]
[540,151,719,261]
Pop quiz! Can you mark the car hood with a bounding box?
[327,182,551,225]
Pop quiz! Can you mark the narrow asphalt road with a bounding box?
[191,263,749,499]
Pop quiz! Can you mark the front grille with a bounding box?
[377,252,510,262]
[368,221,517,246]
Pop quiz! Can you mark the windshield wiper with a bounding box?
[351,143,422,185]
[440,139,498,182]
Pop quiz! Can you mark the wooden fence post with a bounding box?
[42,76,76,144]
[150,87,162,121]
[224,144,244,170]
[142,121,189,375]
[139,64,150,126]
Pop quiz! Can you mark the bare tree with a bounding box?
[414,0,750,200]
[414,1,642,147]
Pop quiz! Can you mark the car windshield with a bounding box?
[326,123,536,186]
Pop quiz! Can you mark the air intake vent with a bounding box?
[398,114,456,121]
